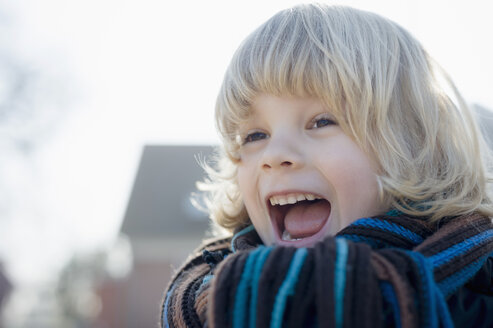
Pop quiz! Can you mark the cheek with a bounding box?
[318,140,381,216]
[337,164,381,219]
[237,154,261,190]
[237,164,256,205]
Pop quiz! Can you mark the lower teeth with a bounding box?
[281,230,303,241]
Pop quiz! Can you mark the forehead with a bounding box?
[248,94,327,117]
[252,93,323,108]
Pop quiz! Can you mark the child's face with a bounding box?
[237,94,385,247]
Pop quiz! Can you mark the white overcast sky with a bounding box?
[1,0,492,284]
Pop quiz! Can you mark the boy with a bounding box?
[162,4,493,327]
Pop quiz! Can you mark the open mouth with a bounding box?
[268,193,331,245]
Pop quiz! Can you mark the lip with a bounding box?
[265,190,331,248]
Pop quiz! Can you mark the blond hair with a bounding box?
[198,3,493,232]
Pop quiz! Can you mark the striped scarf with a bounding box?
[161,213,493,328]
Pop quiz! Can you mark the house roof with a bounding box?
[120,145,215,240]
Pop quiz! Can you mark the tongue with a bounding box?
[284,200,331,238]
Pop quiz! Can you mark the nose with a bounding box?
[261,134,304,170]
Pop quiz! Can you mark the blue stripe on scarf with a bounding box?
[438,253,492,297]
[429,230,493,267]
[380,282,401,328]
[334,238,349,328]
[231,225,256,252]
[195,274,213,298]
[406,252,438,328]
[406,251,454,328]
[339,234,391,249]
[350,218,423,244]
[385,208,403,217]
[270,248,308,328]
[433,283,454,328]
[162,286,175,328]
[233,247,264,328]
[249,247,273,328]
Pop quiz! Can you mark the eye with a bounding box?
[309,114,337,129]
[243,131,268,144]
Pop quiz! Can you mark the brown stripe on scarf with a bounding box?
[285,249,315,327]
[415,214,493,281]
[194,284,209,324]
[351,242,383,328]
[161,237,231,327]
[256,246,297,328]
[371,252,418,328]
[208,251,250,327]
[167,263,210,327]
[416,213,491,255]
[313,237,336,327]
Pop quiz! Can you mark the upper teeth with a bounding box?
[269,193,322,206]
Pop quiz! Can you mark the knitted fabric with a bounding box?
[161,213,493,328]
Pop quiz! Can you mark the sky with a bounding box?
[1,0,492,285]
